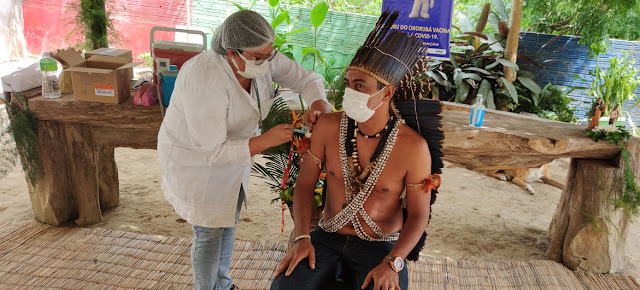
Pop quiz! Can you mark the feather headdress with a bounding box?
[347,10,425,87]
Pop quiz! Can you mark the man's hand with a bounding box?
[361,262,400,290]
[273,239,316,278]
[303,100,329,133]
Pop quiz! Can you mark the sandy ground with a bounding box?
[0,148,638,281]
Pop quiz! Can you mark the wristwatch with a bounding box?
[383,255,404,272]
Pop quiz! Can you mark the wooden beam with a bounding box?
[92,126,159,149]
[441,109,627,169]
[29,96,630,170]
[28,94,163,130]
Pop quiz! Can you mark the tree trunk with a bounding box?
[503,0,523,82]
[97,146,119,208]
[26,120,119,226]
[82,0,108,50]
[547,141,640,273]
[27,121,77,226]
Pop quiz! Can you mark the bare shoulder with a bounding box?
[396,124,431,164]
[398,124,429,151]
[314,112,343,134]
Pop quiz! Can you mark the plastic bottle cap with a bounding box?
[40,58,58,72]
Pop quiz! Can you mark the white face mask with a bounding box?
[342,87,385,123]
[232,51,270,79]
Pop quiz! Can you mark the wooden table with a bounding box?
[6,88,640,274]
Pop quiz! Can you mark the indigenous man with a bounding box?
[271,10,443,290]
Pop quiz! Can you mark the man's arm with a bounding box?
[292,115,328,237]
[362,136,432,289]
[388,138,432,260]
[274,114,330,277]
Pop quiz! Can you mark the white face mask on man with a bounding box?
[232,51,270,79]
[342,87,386,123]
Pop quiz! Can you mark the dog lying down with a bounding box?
[446,162,565,195]
[485,164,565,195]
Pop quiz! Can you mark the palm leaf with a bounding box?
[260,97,292,155]
[261,97,291,134]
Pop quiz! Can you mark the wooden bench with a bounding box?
[5,87,639,273]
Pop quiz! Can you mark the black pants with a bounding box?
[271,227,408,290]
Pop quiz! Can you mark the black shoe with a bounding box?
[230,284,239,290]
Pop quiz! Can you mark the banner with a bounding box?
[382,0,454,60]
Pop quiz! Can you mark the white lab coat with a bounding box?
[157,50,328,228]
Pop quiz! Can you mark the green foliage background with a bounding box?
[281,0,640,50]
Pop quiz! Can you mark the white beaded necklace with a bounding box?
[318,113,403,242]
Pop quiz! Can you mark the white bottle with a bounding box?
[40,52,61,99]
[469,94,485,127]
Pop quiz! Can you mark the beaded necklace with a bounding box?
[318,113,403,241]
[354,116,394,138]
[345,114,396,194]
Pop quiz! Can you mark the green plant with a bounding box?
[266,0,328,72]
[65,0,122,50]
[581,50,640,117]
[135,53,153,68]
[586,125,639,219]
[266,0,310,60]
[586,125,631,146]
[251,98,324,208]
[232,0,257,10]
[616,143,640,219]
[308,1,328,70]
[420,8,541,111]
[0,93,40,185]
[523,0,640,51]
[515,83,576,122]
[283,0,382,16]
[325,65,347,110]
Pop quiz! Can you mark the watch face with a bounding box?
[394,258,404,270]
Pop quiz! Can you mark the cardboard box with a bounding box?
[85,48,134,80]
[59,49,139,104]
[84,48,133,60]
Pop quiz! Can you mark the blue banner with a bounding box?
[382,0,454,60]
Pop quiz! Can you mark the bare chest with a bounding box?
[324,136,406,196]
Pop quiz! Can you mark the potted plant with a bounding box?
[584,46,640,128]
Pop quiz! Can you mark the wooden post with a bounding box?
[27,121,77,225]
[504,0,523,82]
[98,146,119,209]
[547,142,640,273]
[27,120,119,226]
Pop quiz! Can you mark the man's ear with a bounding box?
[382,86,396,101]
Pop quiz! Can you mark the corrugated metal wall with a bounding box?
[517,32,640,125]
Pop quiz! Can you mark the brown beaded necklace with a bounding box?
[345,114,396,193]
